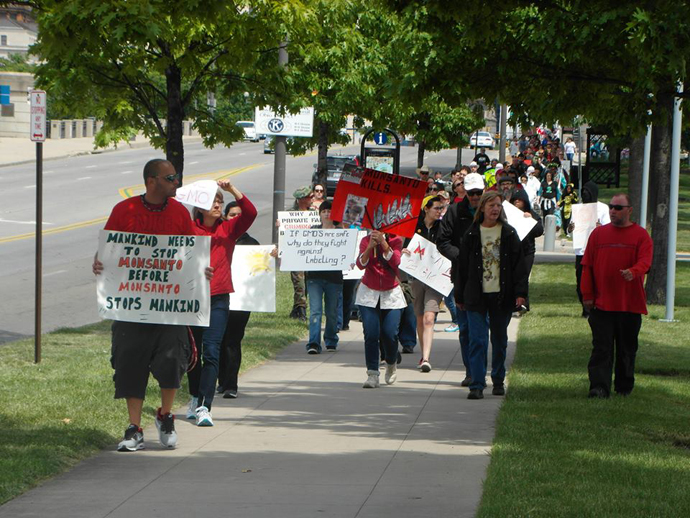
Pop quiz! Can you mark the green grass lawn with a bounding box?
[0,272,306,505]
[478,262,690,517]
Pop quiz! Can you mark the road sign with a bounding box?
[373,132,388,145]
[30,90,47,142]
[0,85,10,105]
[255,106,314,137]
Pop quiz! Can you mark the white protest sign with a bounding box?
[277,211,320,229]
[96,230,211,326]
[399,234,453,297]
[174,180,219,210]
[255,106,314,137]
[229,245,276,312]
[572,203,599,252]
[342,230,367,280]
[502,200,538,241]
[278,228,359,271]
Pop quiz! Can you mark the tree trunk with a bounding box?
[627,135,644,223]
[316,120,329,188]
[456,146,463,169]
[645,93,673,305]
[417,140,426,168]
[165,64,185,182]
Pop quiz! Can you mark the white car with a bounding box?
[470,131,495,149]
[236,121,259,142]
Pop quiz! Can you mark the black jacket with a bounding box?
[510,189,544,257]
[457,221,528,312]
[437,198,475,297]
[404,217,441,248]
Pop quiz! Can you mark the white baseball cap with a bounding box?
[527,166,536,173]
[495,163,504,171]
[469,161,478,167]
[464,172,485,191]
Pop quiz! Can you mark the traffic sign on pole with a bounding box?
[30,90,47,142]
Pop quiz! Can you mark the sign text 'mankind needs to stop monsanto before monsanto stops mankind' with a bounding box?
[106,232,197,309]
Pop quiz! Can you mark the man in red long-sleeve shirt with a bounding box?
[581,193,653,399]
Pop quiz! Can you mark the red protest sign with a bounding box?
[331,168,427,238]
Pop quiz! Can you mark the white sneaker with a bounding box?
[420,360,432,373]
[362,370,380,388]
[155,409,177,449]
[195,406,214,427]
[385,363,398,385]
[186,397,198,420]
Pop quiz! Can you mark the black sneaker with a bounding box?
[467,389,484,400]
[223,389,238,399]
[307,344,320,354]
[492,385,506,396]
[117,424,144,452]
[296,307,307,322]
[326,345,337,351]
[460,376,472,387]
[401,346,415,354]
[588,387,609,399]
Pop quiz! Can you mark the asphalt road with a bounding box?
[0,140,473,344]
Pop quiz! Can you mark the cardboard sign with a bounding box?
[572,203,599,252]
[96,231,211,326]
[342,230,367,280]
[175,180,219,210]
[503,200,538,241]
[229,245,276,312]
[399,234,453,297]
[278,228,359,271]
[277,211,320,229]
[331,168,427,238]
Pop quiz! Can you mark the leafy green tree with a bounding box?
[387,0,690,304]
[0,53,36,73]
[32,0,310,179]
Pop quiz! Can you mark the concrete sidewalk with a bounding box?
[0,136,203,167]
[0,316,518,518]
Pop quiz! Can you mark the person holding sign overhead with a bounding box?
[457,192,528,400]
[402,196,445,373]
[93,159,199,452]
[355,230,406,388]
[186,180,256,427]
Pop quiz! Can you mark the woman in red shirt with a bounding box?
[186,180,256,426]
[355,230,407,388]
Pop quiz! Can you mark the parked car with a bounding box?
[469,131,494,149]
[236,121,259,142]
[312,154,360,196]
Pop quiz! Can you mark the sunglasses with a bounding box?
[314,189,324,193]
[159,173,179,183]
[608,204,631,210]
[467,190,483,197]
[453,183,464,188]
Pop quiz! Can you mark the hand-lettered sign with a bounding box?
[174,180,219,210]
[330,168,427,237]
[96,230,211,326]
[278,228,359,271]
[399,234,453,296]
[277,211,321,229]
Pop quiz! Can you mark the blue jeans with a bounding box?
[466,295,512,390]
[398,302,417,349]
[198,294,230,410]
[307,279,341,351]
[359,305,402,371]
[445,289,458,324]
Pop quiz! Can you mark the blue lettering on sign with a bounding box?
[268,118,284,133]
[0,85,9,106]
[374,132,387,145]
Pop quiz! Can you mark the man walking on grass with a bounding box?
[93,159,206,451]
[581,193,653,399]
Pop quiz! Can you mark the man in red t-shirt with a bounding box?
[93,159,204,452]
[581,193,653,399]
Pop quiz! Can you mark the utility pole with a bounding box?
[271,40,288,245]
[498,104,507,162]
